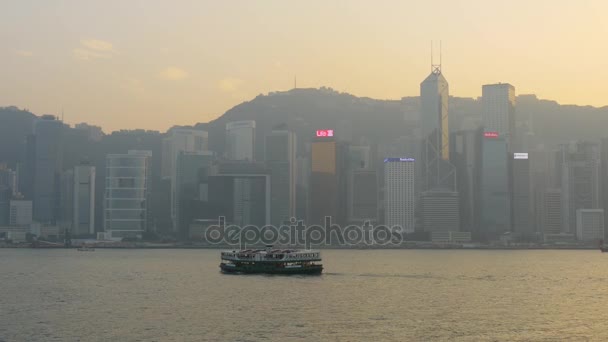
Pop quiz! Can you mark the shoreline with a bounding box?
[0,244,602,251]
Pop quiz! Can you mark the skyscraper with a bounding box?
[226,120,255,161]
[309,135,347,225]
[104,150,151,240]
[559,141,601,234]
[161,127,209,232]
[418,56,459,234]
[31,115,64,224]
[542,188,562,237]
[59,169,74,232]
[480,134,511,238]
[349,169,378,224]
[576,209,604,242]
[73,163,96,236]
[296,156,310,221]
[452,128,482,236]
[482,84,516,142]
[265,129,297,226]
[512,153,532,239]
[419,62,455,192]
[346,145,374,224]
[208,161,270,227]
[175,151,214,237]
[529,148,555,238]
[599,138,608,237]
[384,158,415,233]
[0,166,14,226]
[480,83,516,239]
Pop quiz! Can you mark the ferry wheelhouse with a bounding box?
[220,246,323,274]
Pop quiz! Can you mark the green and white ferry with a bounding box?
[220,246,323,274]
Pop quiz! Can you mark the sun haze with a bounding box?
[1,0,607,131]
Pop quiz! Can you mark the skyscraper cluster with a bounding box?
[0,55,607,246]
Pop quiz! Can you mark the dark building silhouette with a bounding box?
[30,115,64,224]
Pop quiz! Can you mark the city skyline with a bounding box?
[4,3,608,341]
[2,1,608,132]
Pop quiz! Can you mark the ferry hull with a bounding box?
[220,263,323,275]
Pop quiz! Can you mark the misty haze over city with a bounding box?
[2,1,608,341]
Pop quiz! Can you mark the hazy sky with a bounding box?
[1,0,607,132]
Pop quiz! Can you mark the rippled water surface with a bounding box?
[1,249,608,341]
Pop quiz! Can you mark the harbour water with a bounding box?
[1,249,607,341]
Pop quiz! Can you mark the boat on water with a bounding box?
[220,245,323,274]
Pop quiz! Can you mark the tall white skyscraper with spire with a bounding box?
[419,50,455,192]
[418,46,459,232]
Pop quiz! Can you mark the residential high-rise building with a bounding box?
[161,128,209,232]
[384,158,415,233]
[104,150,151,240]
[226,121,255,161]
[31,115,64,224]
[559,141,601,234]
[73,163,96,236]
[265,129,297,226]
[309,136,347,225]
[512,153,532,239]
[576,209,604,242]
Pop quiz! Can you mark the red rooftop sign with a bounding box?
[484,132,499,138]
[316,129,334,137]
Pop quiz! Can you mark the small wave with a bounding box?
[357,273,440,279]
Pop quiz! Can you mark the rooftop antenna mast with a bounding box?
[431,40,442,75]
[431,40,433,73]
[294,75,297,89]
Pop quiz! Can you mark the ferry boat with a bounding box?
[220,246,323,274]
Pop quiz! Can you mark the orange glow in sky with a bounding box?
[1,0,607,131]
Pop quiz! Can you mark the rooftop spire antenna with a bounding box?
[430,40,434,73]
[294,75,297,89]
[431,40,442,75]
[439,40,442,69]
